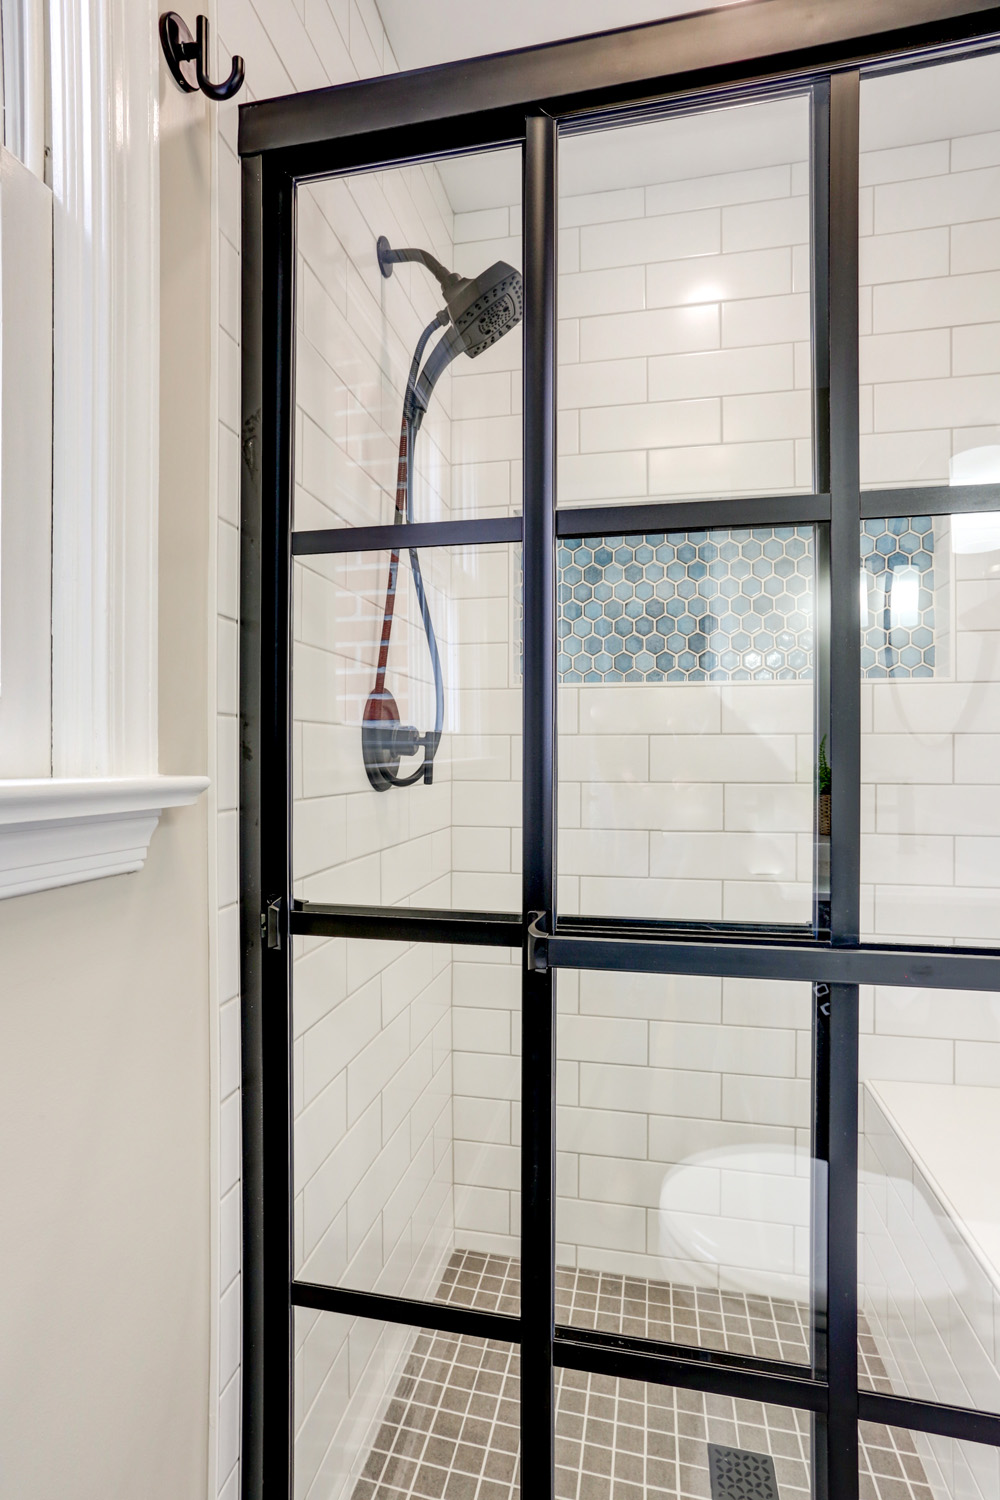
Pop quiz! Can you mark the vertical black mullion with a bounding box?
[826,65,862,1500]
[811,78,831,506]
[240,150,267,1500]
[828,69,862,946]
[826,983,860,1500]
[811,79,832,939]
[809,79,834,1500]
[809,983,831,1500]
[521,112,558,1500]
[814,522,832,936]
[240,156,296,1500]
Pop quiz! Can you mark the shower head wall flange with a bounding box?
[377,236,464,299]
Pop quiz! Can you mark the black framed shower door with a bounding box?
[239,4,1000,1498]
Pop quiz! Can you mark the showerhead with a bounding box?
[377,237,523,417]
[445,260,523,359]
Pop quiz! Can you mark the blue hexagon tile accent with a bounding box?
[515,519,937,684]
[860,517,937,679]
[558,528,815,683]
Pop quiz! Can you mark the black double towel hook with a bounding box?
[159,12,245,102]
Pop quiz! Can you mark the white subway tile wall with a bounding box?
[861,573,1000,944]
[863,41,1000,954]
[857,55,1000,949]
[214,16,1000,1498]
[557,679,814,925]
[292,543,522,913]
[552,972,814,1310]
[859,54,1000,488]
[556,96,815,507]
[214,4,414,1496]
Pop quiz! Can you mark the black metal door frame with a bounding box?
[239,4,1000,1497]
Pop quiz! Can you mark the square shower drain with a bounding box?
[708,1443,780,1500]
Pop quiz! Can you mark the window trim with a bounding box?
[0,0,206,898]
[49,0,160,778]
[0,142,52,778]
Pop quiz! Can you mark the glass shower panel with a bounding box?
[553,1359,812,1496]
[294,1309,520,1500]
[556,526,816,926]
[292,544,522,912]
[859,52,1000,491]
[860,515,1000,946]
[557,92,814,507]
[859,1424,999,1500]
[293,940,521,1306]
[555,971,816,1363]
[294,147,523,531]
[859,984,1000,1413]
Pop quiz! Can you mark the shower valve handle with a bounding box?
[363,720,419,756]
[364,719,437,770]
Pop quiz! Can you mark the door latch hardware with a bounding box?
[262,897,283,951]
[526,911,549,972]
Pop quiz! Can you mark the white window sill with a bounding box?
[0,776,209,899]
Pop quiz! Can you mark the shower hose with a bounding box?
[368,313,447,786]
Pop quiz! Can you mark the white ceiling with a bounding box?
[374,0,737,73]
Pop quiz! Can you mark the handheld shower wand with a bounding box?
[362,237,523,792]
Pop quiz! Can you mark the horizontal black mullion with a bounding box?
[861,483,1000,518]
[555,1335,826,1413]
[555,915,815,943]
[858,1389,1000,1448]
[537,929,1000,991]
[292,516,522,556]
[266,114,528,184]
[556,495,830,538]
[291,1281,829,1410]
[556,1323,810,1382]
[292,1282,521,1344]
[290,902,522,946]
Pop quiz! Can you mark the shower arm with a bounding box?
[377,235,463,299]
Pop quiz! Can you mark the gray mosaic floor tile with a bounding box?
[351,1252,933,1500]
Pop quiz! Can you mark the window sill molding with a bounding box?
[0,776,209,900]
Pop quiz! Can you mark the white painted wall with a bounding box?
[0,52,215,1500]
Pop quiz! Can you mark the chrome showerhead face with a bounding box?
[445,261,523,358]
